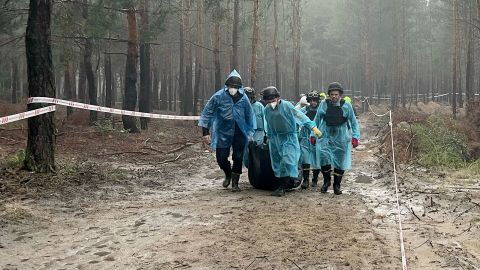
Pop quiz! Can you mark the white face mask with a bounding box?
[228,87,238,96]
[269,101,278,109]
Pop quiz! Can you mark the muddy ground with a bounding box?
[0,105,479,269]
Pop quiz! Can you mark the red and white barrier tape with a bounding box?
[0,105,56,126]
[27,97,200,121]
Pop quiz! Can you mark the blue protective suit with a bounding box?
[299,106,319,167]
[243,100,265,167]
[198,70,256,150]
[264,100,316,178]
[251,101,265,144]
[312,100,360,170]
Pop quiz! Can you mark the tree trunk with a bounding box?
[84,38,97,124]
[104,53,113,116]
[291,0,301,98]
[183,0,193,116]
[139,0,151,129]
[152,57,160,110]
[123,2,140,133]
[213,2,222,90]
[11,59,19,104]
[452,0,458,119]
[250,0,259,88]
[78,59,86,103]
[231,0,240,70]
[178,0,185,113]
[273,0,281,89]
[24,0,56,173]
[193,0,204,115]
[64,61,74,117]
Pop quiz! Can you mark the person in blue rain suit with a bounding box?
[262,86,323,197]
[198,70,255,192]
[243,87,265,168]
[299,90,322,189]
[312,82,360,195]
[245,87,265,144]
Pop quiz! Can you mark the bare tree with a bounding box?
[139,0,151,129]
[250,0,259,88]
[24,0,56,172]
[122,1,140,133]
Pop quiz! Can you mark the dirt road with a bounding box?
[1,112,479,269]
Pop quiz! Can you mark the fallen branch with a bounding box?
[97,151,151,156]
[413,239,430,249]
[159,154,183,164]
[408,207,422,221]
[143,138,150,146]
[164,142,195,154]
[141,146,163,153]
[286,258,303,270]
[453,204,478,222]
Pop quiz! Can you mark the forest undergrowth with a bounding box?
[380,101,480,175]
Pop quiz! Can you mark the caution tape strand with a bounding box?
[363,99,408,270]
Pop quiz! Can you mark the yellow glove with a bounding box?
[312,127,322,138]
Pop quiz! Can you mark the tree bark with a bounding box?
[64,61,74,117]
[452,0,458,119]
[84,38,97,124]
[139,0,151,129]
[250,0,259,88]
[122,2,140,133]
[193,0,204,115]
[213,2,222,90]
[11,59,19,104]
[24,0,56,173]
[291,0,301,98]
[273,0,281,89]
[104,53,113,116]
[78,59,86,103]
[152,57,160,110]
[231,0,240,70]
[182,0,193,116]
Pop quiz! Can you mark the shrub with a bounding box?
[413,117,469,168]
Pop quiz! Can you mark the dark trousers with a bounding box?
[216,126,246,175]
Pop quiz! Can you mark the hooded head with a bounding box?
[225,69,243,95]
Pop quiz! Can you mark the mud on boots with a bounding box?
[320,166,332,193]
[272,177,287,197]
[299,90,322,190]
[333,169,344,195]
[311,169,320,187]
[198,70,256,191]
[231,172,241,192]
[310,82,361,196]
[301,165,310,189]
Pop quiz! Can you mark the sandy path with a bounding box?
[1,113,478,269]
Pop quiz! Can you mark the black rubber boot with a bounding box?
[272,177,286,197]
[222,172,232,188]
[301,167,310,189]
[320,170,331,193]
[333,174,343,195]
[231,172,241,192]
[311,169,320,187]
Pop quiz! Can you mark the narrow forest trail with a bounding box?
[1,112,479,270]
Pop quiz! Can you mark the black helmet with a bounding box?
[245,87,255,98]
[306,90,319,102]
[327,82,344,94]
[225,76,242,88]
[261,86,280,100]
